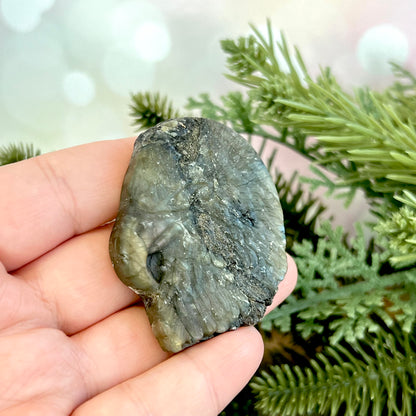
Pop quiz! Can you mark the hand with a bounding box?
[0,138,297,416]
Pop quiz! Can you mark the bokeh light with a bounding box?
[99,1,167,94]
[0,0,414,154]
[110,0,163,42]
[0,24,66,132]
[64,0,119,66]
[357,24,409,75]
[0,0,55,33]
[101,43,155,96]
[134,21,171,63]
[63,71,96,106]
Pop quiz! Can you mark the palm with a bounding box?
[0,291,92,414]
[0,224,151,415]
[0,138,296,415]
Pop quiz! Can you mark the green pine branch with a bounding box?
[261,222,416,343]
[220,20,416,208]
[130,91,180,131]
[216,20,416,265]
[301,164,358,207]
[251,328,416,416]
[186,91,317,162]
[187,91,258,135]
[275,171,326,251]
[382,63,416,125]
[375,205,416,267]
[186,91,274,159]
[0,143,41,166]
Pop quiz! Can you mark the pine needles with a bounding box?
[252,329,416,416]
[220,20,416,207]
[275,172,326,250]
[375,205,416,266]
[0,143,40,166]
[262,222,416,343]
[130,91,180,131]
[189,19,416,266]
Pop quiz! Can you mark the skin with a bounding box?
[0,138,297,416]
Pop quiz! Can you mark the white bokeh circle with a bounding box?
[101,43,155,96]
[357,24,409,75]
[63,71,96,106]
[0,26,66,131]
[134,21,171,63]
[0,0,55,32]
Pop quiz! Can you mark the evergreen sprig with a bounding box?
[383,63,416,125]
[187,91,314,162]
[187,91,257,135]
[214,20,416,266]
[220,20,416,207]
[0,143,41,166]
[130,91,180,131]
[262,222,416,343]
[375,205,416,266]
[251,328,416,416]
[275,171,326,251]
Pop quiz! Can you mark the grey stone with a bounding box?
[109,118,287,352]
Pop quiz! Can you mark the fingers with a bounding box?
[0,138,135,271]
[74,305,169,395]
[67,255,295,413]
[68,256,296,406]
[72,306,169,399]
[17,219,296,335]
[15,209,297,335]
[0,327,86,414]
[16,225,137,334]
[73,325,263,416]
[0,263,54,331]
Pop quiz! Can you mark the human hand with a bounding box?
[0,138,297,416]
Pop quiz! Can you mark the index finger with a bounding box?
[0,138,135,271]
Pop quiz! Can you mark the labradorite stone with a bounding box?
[109,118,287,352]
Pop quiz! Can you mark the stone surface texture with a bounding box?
[110,118,287,352]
